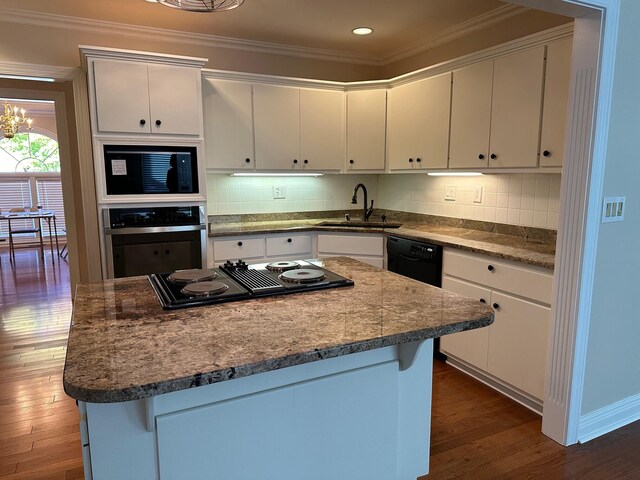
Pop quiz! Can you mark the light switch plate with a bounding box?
[273,186,286,199]
[474,185,483,203]
[445,185,456,201]
[602,196,625,222]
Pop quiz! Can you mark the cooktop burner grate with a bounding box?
[228,269,284,293]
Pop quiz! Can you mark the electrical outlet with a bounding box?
[602,196,626,223]
[474,185,483,204]
[273,186,286,199]
[445,185,456,201]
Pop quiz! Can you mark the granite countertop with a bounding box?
[208,216,556,269]
[63,257,493,403]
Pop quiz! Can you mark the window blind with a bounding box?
[36,178,66,234]
[0,178,33,236]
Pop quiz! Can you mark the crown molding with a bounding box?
[381,4,531,65]
[0,7,381,67]
[1,5,558,69]
[79,46,208,68]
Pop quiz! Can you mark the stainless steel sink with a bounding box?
[317,220,402,228]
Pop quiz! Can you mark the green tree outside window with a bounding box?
[0,132,60,172]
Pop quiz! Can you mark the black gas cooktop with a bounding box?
[148,259,354,310]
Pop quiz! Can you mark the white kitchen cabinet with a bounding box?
[387,73,451,171]
[489,46,546,168]
[449,60,494,169]
[211,233,313,265]
[540,38,573,167]
[346,89,387,171]
[203,78,255,170]
[488,291,551,400]
[440,248,553,407]
[253,85,344,171]
[449,46,545,169]
[317,233,385,268]
[440,277,491,370]
[93,59,201,135]
[300,88,344,171]
[254,84,300,170]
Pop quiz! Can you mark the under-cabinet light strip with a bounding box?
[0,74,55,82]
[427,172,484,177]
[230,172,324,177]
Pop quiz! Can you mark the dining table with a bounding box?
[0,209,60,263]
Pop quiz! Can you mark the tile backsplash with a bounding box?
[207,173,561,229]
[378,173,561,229]
[206,174,379,215]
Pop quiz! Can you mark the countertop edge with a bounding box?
[208,223,555,270]
[63,313,493,404]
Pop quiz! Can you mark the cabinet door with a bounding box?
[148,64,201,135]
[416,72,451,170]
[93,60,151,134]
[449,60,493,169]
[489,46,545,168]
[254,84,300,170]
[387,81,420,170]
[487,291,550,399]
[300,89,344,171]
[440,276,491,370]
[540,38,573,167]
[346,89,386,171]
[203,79,254,170]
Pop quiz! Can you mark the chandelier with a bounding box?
[1,102,32,139]
[158,0,244,12]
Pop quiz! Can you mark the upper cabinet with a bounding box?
[489,46,546,169]
[346,89,387,171]
[203,78,254,171]
[540,38,573,168]
[449,46,546,169]
[387,73,452,171]
[253,84,344,171]
[299,88,344,171]
[92,59,202,136]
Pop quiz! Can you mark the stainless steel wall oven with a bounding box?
[103,206,206,279]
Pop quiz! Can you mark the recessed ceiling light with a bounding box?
[144,0,158,3]
[352,27,373,36]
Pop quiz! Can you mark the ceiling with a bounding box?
[0,0,521,60]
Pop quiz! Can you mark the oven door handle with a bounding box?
[104,224,206,235]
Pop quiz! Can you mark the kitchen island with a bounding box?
[64,257,493,480]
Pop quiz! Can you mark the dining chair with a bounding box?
[8,207,44,262]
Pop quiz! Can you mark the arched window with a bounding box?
[0,131,60,173]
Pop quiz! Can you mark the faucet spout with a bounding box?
[351,183,374,221]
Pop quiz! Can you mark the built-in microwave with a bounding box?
[103,145,199,195]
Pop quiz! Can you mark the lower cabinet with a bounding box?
[316,233,385,268]
[440,248,553,407]
[211,232,313,266]
[211,231,385,268]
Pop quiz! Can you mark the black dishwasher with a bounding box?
[387,236,444,358]
[387,236,442,287]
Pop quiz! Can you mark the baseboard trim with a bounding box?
[578,392,640,443]
[445,356,543,415]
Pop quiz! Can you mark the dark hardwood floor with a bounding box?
[0,247,638,479]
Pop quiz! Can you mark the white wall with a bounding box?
[378,173,561,229]
[580,0,640,415]
[206,174,379,216]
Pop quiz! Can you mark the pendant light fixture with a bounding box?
[157,0,244,12]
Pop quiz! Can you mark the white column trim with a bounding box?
[538,0,620,445]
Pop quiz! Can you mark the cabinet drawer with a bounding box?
[440,277,491,370]
[266,234,312,257]
[317,234,384,257]
[213,237,265,261]
[443,249,553,305]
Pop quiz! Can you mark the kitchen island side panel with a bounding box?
[83,341,432,480]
